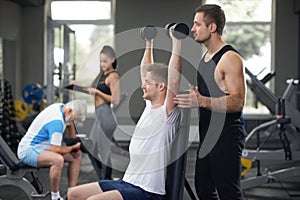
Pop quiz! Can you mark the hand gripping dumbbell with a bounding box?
[140,25,157,40]
[165,22,190,39]
[66,137,92,153]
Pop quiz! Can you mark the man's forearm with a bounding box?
[168,39,182,94]
[141,40,154,79]
[198,94,244,112]
[166,39,182,114]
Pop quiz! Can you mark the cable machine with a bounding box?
[46,18,76,105]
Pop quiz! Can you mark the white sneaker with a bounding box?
[52,197,63,200]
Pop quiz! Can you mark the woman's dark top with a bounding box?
[96,71,117,95]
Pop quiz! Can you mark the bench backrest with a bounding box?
[0,135,21,172]
[166,108,191,200]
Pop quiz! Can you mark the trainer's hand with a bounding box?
[174,85,200,108]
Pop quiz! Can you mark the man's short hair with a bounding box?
[65,99,87,121]
[195,4,225,35]
[146,63,168,85]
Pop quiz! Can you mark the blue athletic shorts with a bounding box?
[98,180,165,200]
[20,148,44,167]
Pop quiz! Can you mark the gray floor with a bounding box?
[1,145,300,200]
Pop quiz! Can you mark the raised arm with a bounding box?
[166,31,182,115]
[140,39,154,82]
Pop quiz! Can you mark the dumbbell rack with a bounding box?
[0,79,22,154]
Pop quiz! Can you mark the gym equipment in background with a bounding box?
[166,107,197,200]
[0,80,23,154]
[241,157,253,177]
[241,69,300,190]
[0,135,50,199]
[47,19,76,105]
[11,100,29,122]
[22,83,43,105]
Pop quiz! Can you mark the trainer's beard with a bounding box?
[195,34,211,44]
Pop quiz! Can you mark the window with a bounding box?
[205,0,272,114]
[51,1,111,20]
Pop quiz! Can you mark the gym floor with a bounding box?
[1,144,300,200]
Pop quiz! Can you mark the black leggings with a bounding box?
[195,125,245,200]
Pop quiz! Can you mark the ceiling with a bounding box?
[8,0,45,7]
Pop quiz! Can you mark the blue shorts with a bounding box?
[20,148,44,167]
[98,180,165,200]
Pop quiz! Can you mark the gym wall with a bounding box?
[0,1,22,98]
[0,0,45,100]
[273,0,299,96]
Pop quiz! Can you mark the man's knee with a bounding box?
[72,150,82,163]
[68,188,76,200]
[52,154,64,168]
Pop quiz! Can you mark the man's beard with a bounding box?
[195,34,211,44]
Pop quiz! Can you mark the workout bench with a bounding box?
[0,135,50,199]
[166,107,197,200]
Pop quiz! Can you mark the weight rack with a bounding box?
[0,79,22,154]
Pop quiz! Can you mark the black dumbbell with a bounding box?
[66,137,92,153]
[165,22,190,39]
[140,25,157,40]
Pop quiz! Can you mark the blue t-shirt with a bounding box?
[17,103,66,159]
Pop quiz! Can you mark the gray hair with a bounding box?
[65,99,87,121]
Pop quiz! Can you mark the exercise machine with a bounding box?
[166,107,198,200]
[46,18,76,105]
[0,135,50,199]
[242,68,300,190]
[0,80,49,199]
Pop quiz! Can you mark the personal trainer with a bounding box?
[174,4,246,200]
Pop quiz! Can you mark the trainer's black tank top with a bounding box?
[197,45,242,141]
[96,71,117,95]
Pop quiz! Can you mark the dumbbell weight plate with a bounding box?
[11,100,29,122]
[241,158,252,176]
[165,22,176,37]
[172,23,190,39]
[22,83,44,104]
[140,25,157,40]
